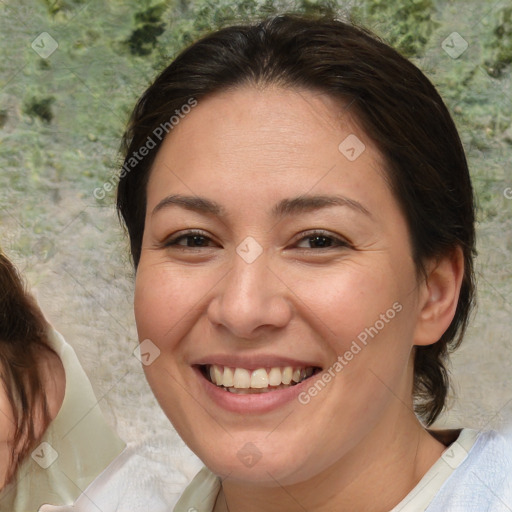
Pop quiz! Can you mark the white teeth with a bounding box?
[222,366,234,387]
[227,384,291,394]
[213,365,223,385]
[250,368,269,388]
[268,367,282,386]
[233,368,251,388]
[206,364,316,390]
[282,366,293,385]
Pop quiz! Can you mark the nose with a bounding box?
[207,249,293,340]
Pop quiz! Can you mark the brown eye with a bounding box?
[295,230,351,250]
[164,230,217,248]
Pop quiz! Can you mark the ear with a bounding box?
[413,246,465,347]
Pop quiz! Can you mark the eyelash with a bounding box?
[163,229,351,251]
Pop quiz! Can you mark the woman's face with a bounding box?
[134,86,426,485]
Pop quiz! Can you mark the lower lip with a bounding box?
[194,367,320,414]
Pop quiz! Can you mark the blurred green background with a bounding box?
[0,0,511,446]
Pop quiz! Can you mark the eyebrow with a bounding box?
[152,193,372,219]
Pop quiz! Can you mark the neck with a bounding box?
[215,412,446,512]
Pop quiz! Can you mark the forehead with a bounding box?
[147,86,390,216]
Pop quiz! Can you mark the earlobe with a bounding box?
[413,246,464,347]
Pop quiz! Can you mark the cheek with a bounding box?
[133,264,205,433]
[288,261,413,397]
[134,267,169,343]
[287,261,399,344]
[134,263,205,343]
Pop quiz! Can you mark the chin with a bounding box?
[189,434,321,487]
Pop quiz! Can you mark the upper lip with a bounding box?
[191,354,323,371]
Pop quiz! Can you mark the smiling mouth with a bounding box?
[200,364,322,394]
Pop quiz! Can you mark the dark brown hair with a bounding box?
[0,252,55,486]
[116,14,476,426]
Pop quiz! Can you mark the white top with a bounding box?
[173,428,512,512]
[39,439,197,512]
[424,428,512,511]
[390,428,480,511]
